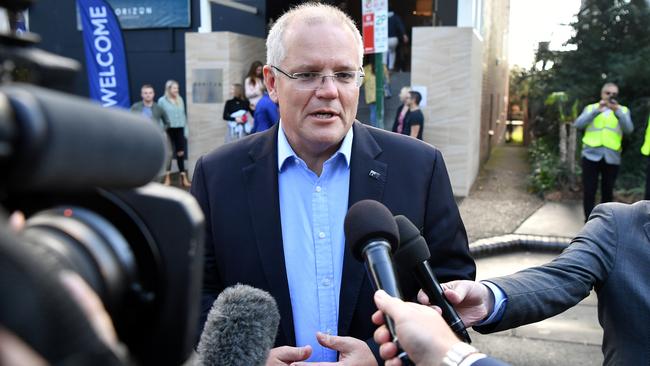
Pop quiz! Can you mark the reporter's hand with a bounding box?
[372,290,458,366]
[418,280,494,327]
[266,345,312,366]
[290,333,377,366]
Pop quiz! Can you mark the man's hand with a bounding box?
[608,99,620,111]
[290,333,377,366]
[266,345,312,365]
[372,290,458,366]
[418,280,494,327]
[598,99,609,112]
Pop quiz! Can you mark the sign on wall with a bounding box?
[192,69,223,104]
[361,0,388,54]
[78,0,190,29]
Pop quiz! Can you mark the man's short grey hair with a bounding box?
[266,2,364,68]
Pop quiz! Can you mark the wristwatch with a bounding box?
[440,342,480,366]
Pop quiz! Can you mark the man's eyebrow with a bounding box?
[288,63,358,71]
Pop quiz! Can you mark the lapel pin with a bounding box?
[369,170,381,180]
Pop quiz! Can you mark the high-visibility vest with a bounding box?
[641,115,650,156]
[581,103,628,152]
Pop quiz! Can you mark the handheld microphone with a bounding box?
[393,215,472,343]
[197,284,280,366]
[344,199,413,366]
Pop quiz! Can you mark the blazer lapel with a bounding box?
[338,122,387,336]
[242,124,295,345]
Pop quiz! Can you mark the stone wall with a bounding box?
[411,27,483,196]
[185,32,265,177]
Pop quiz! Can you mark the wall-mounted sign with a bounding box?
[192,69,223,104]
[77,0,190,29]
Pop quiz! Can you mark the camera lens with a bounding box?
[20,206,137,311]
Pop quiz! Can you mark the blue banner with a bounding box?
[78,0,130,108]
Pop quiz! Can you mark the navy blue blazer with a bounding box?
[190,121,476,353]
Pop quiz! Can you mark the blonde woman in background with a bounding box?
[158,79,191,187]
[244,60,264,111]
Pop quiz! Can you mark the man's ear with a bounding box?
[263,65,279,103]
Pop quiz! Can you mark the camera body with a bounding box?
[0,2,205,365]
[5,184,204,365]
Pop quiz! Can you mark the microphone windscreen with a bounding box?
[197,284,280,366]
[344,199,399,261]
[394,215,431,266]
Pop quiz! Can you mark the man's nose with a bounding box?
[315,76,339,98]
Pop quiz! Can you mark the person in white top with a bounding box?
[244,60,265,111]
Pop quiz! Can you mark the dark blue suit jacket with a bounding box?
[190,121,475,358]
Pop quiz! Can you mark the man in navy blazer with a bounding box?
[434,201,650,365]
[190,3,475,365]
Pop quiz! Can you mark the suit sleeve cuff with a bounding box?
[474,281,508,326]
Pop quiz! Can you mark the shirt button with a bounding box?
[326,328,332,334]
[315,186,322,192]
[318,232,326,239]
[322,277,331,287]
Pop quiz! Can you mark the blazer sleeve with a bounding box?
[475,204,618,334]
[424,149,476,282]
[190,156,224,340]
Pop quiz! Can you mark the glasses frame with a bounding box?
[271,65,365,90]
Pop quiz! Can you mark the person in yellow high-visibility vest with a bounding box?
[641,115,650,200]
[574,82,633,221]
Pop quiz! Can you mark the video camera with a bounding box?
[0,1,204,365]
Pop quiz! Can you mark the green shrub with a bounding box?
[528,138,562,193]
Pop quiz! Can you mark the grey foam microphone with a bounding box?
[197,284,280,366]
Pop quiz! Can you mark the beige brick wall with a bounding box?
[479,0,511,164]
[185,32,265,177]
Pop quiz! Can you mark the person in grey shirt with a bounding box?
[573,82,633,220]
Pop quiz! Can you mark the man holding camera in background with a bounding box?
[574,82,633,221]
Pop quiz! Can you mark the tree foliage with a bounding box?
[522,0,650,191]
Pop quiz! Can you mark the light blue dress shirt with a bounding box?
[476,281,508,326]
[278,122,353,362]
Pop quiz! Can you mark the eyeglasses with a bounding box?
[604,91,618,97]
[271,65,364,90]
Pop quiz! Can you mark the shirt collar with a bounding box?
[277,120,354,172]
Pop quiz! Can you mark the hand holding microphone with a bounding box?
[344,200,413,366]
[392,215,471,343]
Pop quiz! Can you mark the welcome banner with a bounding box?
[78,0,130,108]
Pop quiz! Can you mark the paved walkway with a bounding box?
[458,144,602,365]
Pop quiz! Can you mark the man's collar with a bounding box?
[277,120,353,172]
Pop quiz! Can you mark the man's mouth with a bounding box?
[313,113,334,119]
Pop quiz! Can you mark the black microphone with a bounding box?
[344,199,413,366]
[1,84,168,191]
[393,215,472,343]
[197,284,280,366]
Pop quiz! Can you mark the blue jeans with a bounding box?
[369,103,377,127]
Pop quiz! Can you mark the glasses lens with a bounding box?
[288,71,363,90]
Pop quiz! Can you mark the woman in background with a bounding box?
[244,60,264,111]
[223,83,251,141]
[158,79,191,187]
